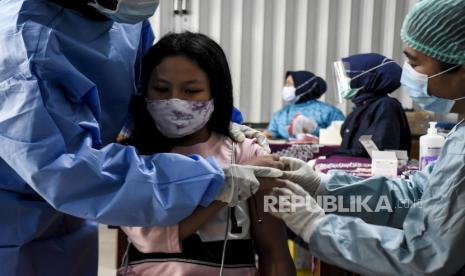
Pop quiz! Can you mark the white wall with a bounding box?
[151,0,419,123]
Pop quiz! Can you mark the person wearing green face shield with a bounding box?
[333,53,411,157]
[269,0,465,275]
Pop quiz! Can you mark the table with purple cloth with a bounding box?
[270,143,372,177]
[270,143,417,178]
[314,155,372,177]
[269,143,340,161]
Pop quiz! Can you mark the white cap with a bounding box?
[427,121,438,135]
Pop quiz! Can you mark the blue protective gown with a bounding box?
[267,100,345,139]
[309,121,465,275]
[232,107,244,124]
[0,1,224,275]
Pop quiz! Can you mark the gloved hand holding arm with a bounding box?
[217,164,283,206]
[229,123,271,153]
[279,157,323,196]
[242,154,285,169]
[270,181,325,241]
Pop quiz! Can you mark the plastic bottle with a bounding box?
[419,122,445,169]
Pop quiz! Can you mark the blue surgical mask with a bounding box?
[401,62,464,113]
[89,0,159,24]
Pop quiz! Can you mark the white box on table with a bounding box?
[371,151,398,178]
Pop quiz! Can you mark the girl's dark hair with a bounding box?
[127,32,234,154]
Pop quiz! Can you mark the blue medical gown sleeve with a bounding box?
[310,160,465,275]
[0,76,224,226]
[232,107,244,124]
[0,14,224,227]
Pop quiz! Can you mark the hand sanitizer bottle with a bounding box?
[419,122,445,170]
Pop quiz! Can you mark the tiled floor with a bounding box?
[98,224,117,276]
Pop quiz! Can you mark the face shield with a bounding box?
[333,59,396,103]
[333,61,357,103]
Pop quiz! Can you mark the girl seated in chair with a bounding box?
[119,32,295,276]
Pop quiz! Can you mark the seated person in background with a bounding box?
[334,53,411,157]
[265,71,345,140]
[120,32,295,276]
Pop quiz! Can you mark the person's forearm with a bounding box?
[258,254,296,276]
[249,191,297,276]
[178,200,226,240]
[255,231,296,276]
[122,201,227,254]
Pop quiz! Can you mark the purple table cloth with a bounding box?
[314,155,372,178]
[270,143,340,161]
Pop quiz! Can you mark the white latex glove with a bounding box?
[280,157,321,196]
[270,181,325,242]
[290,114,317,137]
[229,123,271,153]
[217,164,283,206]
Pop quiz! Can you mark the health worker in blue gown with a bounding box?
[0,1,280,275]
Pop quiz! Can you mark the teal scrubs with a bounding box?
[310,121,465,275]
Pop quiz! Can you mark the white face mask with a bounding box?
[282,76,318,103]
[282,86,296,102]
[89,0,159,24]
[146,98,214,138]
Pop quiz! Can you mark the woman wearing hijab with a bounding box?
[334,53,411,157]
[265,71,345,139]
